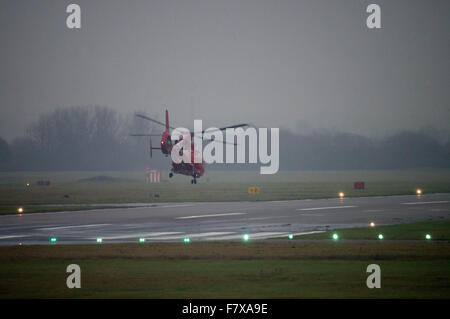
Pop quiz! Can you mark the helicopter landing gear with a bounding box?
[169,172,173,178]
[191,175,197,184]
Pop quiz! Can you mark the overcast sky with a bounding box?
[0,0,449,141]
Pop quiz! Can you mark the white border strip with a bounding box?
[402,201,449,205]
[297,205,357,211]
[176,212,246,219]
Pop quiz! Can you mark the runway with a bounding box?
[0,193,449,245]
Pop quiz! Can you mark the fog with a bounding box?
[1,0,449,143]
[0,105,448,171]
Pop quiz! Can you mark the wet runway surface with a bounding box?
[0,193,449,245]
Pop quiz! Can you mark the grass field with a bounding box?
[1,221,449,298]
[1,171,449,297]
[294,220,450,241]
[0,169,449,214]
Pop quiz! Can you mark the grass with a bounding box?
[1,259,449,298]
[3,220,449,298]
[1,170,449,297]
[294,220,450,241]
[0,240,449,298]
[0,170,449,215]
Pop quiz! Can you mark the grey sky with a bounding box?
[1,0,449,141]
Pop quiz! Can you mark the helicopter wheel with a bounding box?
[169,172,173,178]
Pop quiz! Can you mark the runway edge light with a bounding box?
[425,234,431,240]
[243,234,250,241]
[378,234,384,240]
[288,234,294,240]
[332,233,339,240]
[96,238,103,243]
[183,237,190,243]
[50,237,57,243]
[139,237,146,243]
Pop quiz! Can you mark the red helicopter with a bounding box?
[131,110,248,184]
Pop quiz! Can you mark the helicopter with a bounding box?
[131,110,248,184]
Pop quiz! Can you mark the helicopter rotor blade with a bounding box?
[135,113,176,130]
[204,123,249,134]
[189,123,250,137]
[130,134,162,137]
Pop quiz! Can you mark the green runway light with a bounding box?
[378,234,384,240]
[288,234,294,240]
[139,238,146,243]
[243,234,250,241]
[332,233,339,240]
[50,237,57,243]
[425,234,431,240]
[183,237,190,243]
[96,238,103,243]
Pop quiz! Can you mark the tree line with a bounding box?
[0,105,448,171]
